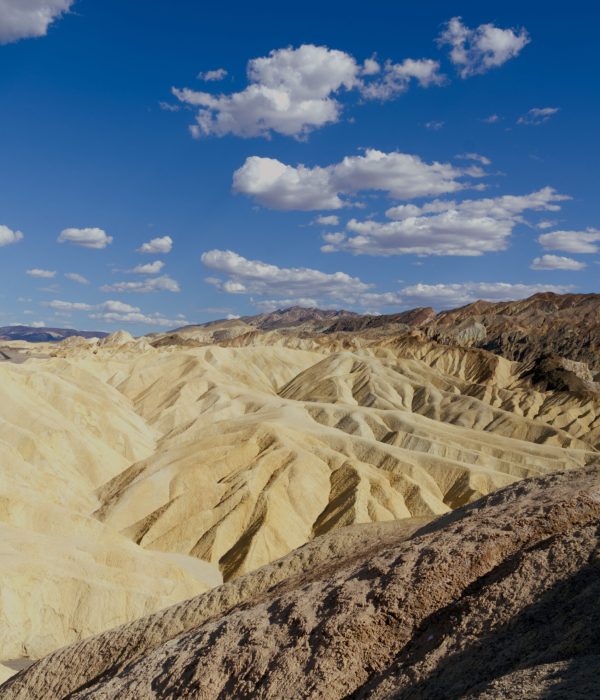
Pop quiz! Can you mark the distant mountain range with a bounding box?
[0,325,109,343]
[170,293,600,377]
[4,293,600,373]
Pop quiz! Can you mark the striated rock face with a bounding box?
[165,292,600,376]
[425,292,600,376]
[4,466,599,699]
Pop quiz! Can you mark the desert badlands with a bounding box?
[2,2,599,695]
[0,293,599,697]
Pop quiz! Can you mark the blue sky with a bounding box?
[0,0,598,333]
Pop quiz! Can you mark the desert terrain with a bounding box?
[1,292,599,697]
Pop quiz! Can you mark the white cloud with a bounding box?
[359,58,443,101]
[44,299,181,327]
[518,107,559,125]
[482,114,501,124]
[173,44,443,139]
[100,275,180,293]
[399,282,572,309]
[58,227,112,249]
[98,300,139,313]
[26,268,55,278]
[202,249,407,312]
[203,248,368,299]
[29,321,46,327]
[314,215,340,226]
[253,298,321,311]
[89,311,185,328]
[159,101,181,112]
[530,254,586,270]
[0,224,24,246]
[197,68,228,81]
[64,272,89,284]
[424,120,444,131]
[234,157,341,210]
[174,44,359,139]
[538,228,600,254]
[131,260,165,275]
[46,299,92,311]
[0,0,73,44]
[324,188,568,257]
[47,299,137,313]
[361,57,380,76]
[137,235,173,254]
[200,249,575,313]
[233,149,478,211]
[536,220,556,230]
[439,17,530,78]
[456,152,492,166]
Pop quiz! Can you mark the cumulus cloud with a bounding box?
[201,249,407,312]
[324,188,568,257]
[0,0,73,44]
[234,157,341,210]
[45,298,184,328]
[538,228,600,254]
[456,152,492,166]
[361,57,380,75]
[438,17,530,78]
[197,68,228,81]
[137,235,173,254]
[536,220,557,230]
[518,107,559,125]
[200,249,573,312]
[359,58,444,101]
[424,120,444,131]
[202,249,369,298]
[46,299,92,311]
[89,310,185,327]
[399,282,571,309]
[254,298,321,311]
[174,45,359,139]
[100,275,180,293]
[173,45,443,139]
[314,215,340,226]
[482,114,501,124]
[46,299,137,313]
[58,227,112,249]
[64,272,89,284]
[530,254,586,270]
[131,260,165,274]
[0,224,24,246]
[26,268,55,278]
[233,149,479,211]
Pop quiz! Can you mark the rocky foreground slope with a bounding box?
[3,466,599,699]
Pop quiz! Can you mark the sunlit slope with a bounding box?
[1,329,597,664]
[0,354,221,660]
[78,334,597,580]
